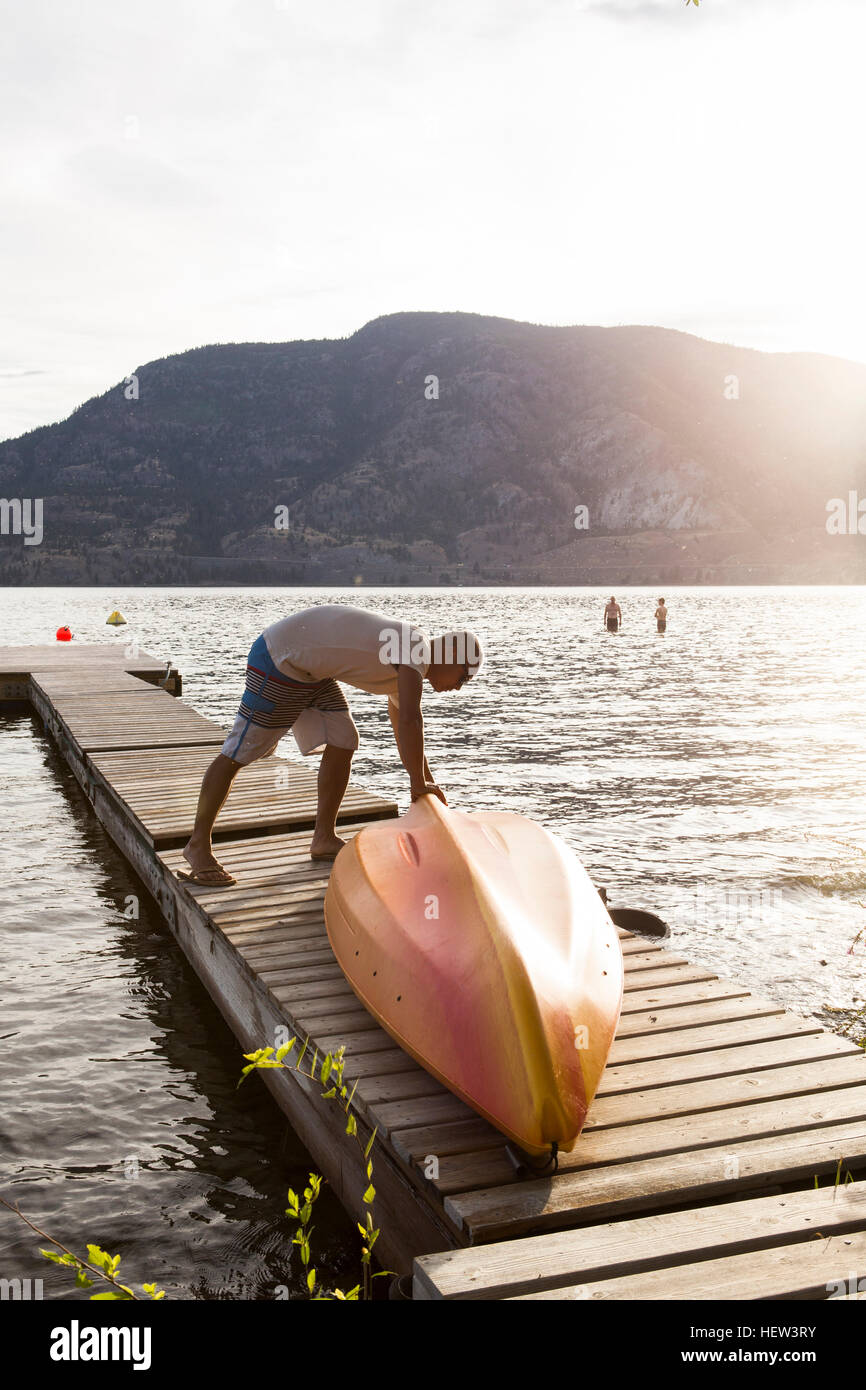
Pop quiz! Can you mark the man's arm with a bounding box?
[390,668,446,804]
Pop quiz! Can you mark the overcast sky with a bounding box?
[2,0,864,440]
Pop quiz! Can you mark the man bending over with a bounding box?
[181,603,483,885]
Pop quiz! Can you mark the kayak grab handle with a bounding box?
[397,832,421,867]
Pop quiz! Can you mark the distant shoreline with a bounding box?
[2,580,866,593]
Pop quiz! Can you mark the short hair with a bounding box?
[430,630,484,672]
[658,597,665,603]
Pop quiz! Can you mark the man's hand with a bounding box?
[411,780,448,806]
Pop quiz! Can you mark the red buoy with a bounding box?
[56,626,73,642]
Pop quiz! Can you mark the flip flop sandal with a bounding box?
[178,867,238,886]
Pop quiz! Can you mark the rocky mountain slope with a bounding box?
[1,311,864,585]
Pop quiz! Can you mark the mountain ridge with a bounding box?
[1,311,864,585]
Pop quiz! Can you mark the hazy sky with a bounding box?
[2,0,864,440]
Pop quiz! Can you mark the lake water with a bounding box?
[1,585,865,1298]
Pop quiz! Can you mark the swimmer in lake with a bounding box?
[604,596,622,633]
[655,598,667,634]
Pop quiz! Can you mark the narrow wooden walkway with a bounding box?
[7,643,866,1293]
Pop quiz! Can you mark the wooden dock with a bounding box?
[6,642,866,1296]
[413,1184,866,1299]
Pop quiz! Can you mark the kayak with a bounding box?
[324,796,623,1157]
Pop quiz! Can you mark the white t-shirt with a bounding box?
[263,604,430,703]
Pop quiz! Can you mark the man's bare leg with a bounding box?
[310,744,354,860]
[182,753,242,879]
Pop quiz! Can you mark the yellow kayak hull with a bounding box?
[324,797,623,1157]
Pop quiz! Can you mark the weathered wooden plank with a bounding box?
[509,1228,866,1300]
[290,1007,383,1035]
[392,1118,503,1160]
[341,1048,428,1080]
[607,1012,821,1065]
[35,690,165,710]
[601,1032,858,1094]
[162,827,363,861]
[160,874,333,913]
[356,1071,448,1105]
[620,980,751,1013]
[621,950,690,972]
[45,689,225,752]
[442,1121,866,1245]
[76,726,224,753]
[239,941,339,968]
[615,994,784,1036]
[287,997,380,1025]
[369,1093,478,1133]
[91,746,396,839]
[235,911,332,932]
[584,1054,866,1129]
[224,920,329,948]
[432,1085,866,1208]
[182,884,332,913]
[256,961,346,987]
[315,1027,404,1057]
[415,1182,866,1299]
[622,964,718,991]
[619,938,664,956]
[33,671,167,697]
[268,976,356,1002]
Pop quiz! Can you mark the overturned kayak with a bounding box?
[324,796,623,1157]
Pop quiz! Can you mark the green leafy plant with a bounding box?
[240,1037,393,1300]
[286,1174,323,1299]
[2,1035,388,1303]
[0,1194,165,1301]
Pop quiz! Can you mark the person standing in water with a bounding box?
[655,597,668,633]
[603,596,622,633]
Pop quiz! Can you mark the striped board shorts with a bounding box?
[221,634,359,764]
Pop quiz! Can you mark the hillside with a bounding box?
[1,311,865,585]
